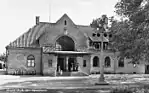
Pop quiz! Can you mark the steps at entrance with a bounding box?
[57,72,71,76]
[71,72,89,76]
[57,71,89,76]
[62,72,71,76]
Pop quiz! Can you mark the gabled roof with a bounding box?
[6,14,109,48]
[56,13,75,25]
[6,14,76,48]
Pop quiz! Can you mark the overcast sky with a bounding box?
[0,0,118,53]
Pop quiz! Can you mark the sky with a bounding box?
[0,0,118,53]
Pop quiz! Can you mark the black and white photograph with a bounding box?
[0,0,149,93]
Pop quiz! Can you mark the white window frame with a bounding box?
[27,55,35,67]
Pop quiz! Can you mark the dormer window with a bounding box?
[64,20,67,25]
[97,33,100,37]
[104,33,107,37]
[92,33,96,37]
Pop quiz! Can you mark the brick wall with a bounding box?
[42,54,57,76]
[7,47,42,75]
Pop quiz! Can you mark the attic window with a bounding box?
[109,34,112,38]
[92,33,96,37]
[64,20,67,25]
[104,33,107,37]
[97,33,100,37]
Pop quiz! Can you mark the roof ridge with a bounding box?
[77,25,90,27]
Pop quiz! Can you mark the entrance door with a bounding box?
[145,65,149,74]
[68,57,78,72]
[57,56,78,72]
[57,57,65,72]
[68,58,74,72]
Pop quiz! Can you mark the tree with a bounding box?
[0,53,6,62]
[110,0,149,64]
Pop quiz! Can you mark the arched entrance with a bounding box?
[55,36,75,51]
[56,36,77,74]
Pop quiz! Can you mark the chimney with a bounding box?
[36,16,40,25]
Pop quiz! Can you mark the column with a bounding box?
[77,56,83,72]
[113,55,117,74]
[66,56,69,71]
[90,55,93,73]
[53,55,57,76]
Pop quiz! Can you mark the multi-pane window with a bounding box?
[118,57,124,67]
[27,55,35,67]
[48,60,52,67]
[93,56,99,67]
[105,56,111,67]
[94,43,99,49]
[103,42,108,50]
[83,60,86,67]
[94,42,101,50]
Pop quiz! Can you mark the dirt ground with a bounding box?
[0,74,149,93]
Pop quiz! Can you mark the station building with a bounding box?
[5,14,148,76]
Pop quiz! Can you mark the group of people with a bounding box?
[57,62,79,75]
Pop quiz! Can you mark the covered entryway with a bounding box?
[53,35,90,76]
[56,35,76,74]
[57,55,77,73]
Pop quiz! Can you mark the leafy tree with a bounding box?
[0,53,6,62]
[110,0,149,64]
[90,0,149,64]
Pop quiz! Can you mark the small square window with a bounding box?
[83,60,86,67]
[48,60,52,67]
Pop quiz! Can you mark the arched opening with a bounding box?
[118,57,124,67]
[105,56,111,67]
[93,56,99,67]
[56,36,75,51]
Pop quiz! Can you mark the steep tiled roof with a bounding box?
[7,22,52,48]
[6,14,109,48]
